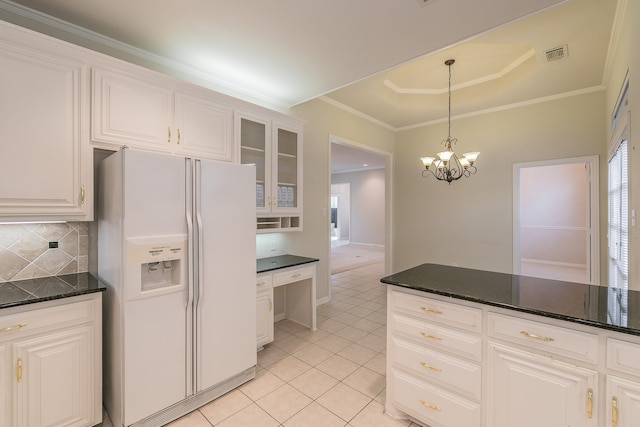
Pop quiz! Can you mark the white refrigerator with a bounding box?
[98,148,256,427]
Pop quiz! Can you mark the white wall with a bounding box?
[286,99,396,302]
[332,168,385,246]
[393,90,607,278]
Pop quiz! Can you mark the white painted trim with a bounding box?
[513,155,600,285]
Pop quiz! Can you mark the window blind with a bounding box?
[608,140,628,290]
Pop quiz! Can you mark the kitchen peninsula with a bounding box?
[381,263,640,427]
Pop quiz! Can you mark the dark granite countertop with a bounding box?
[257,254,319,274]
[0,273,106,310]
[381,263,640,336]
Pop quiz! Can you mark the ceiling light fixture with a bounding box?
[420,59,479,184]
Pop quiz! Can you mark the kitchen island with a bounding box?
[381,263,640,427]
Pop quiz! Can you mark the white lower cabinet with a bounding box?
[0,294,101,427]
[256,273,274,350]
[487,343,597,427]
[606,375,640,427]
[386,286,640,427]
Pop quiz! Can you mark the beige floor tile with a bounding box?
[315,334,351,353]
[257,344,288,367]
[294,327,330,343]
[166,410,212,427]
[266,354,312,382]
[351,317,382,332]
[256,384,313,423]
[337,343,377,365]
[364,353,386,376]
[343,367,386,399]
[199,389,252,425]
[316,354,359,381]
[273,334,313,353]
[216,403,280,427]
[239,368,285,401]
[356,333,386,352]
[292,343,333,366]
[283,402,347,427]
[289,368,339,399]
[333,325,369,342]
[349,401,411,427]
[316,383,371,422]
[318,318,347,333]
[276,319,311,335]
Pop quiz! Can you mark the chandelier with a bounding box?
[420,59,479,183]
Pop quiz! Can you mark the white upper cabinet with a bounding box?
[91,67,173,151]
[92,66,233,162]
[236,111,303,232]
[0,22,92,221]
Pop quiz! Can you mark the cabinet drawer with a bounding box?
[391,336,481,400]
[390,368,481,427]
[256,273,273,292]
[0,299,95,341]
[273,266,314,287]
[607,338,640,377]
[390,291,482,333]
[392,313,482,362]
[488,312,598,364]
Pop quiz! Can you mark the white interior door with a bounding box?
[513,156,599,284]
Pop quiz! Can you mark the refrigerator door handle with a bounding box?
[185,157,195,395]
[195,159,205,304]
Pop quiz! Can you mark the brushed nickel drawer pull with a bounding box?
[291,273,301,278]
[520,330,555,342]
[421,307,443,315]
[420,362,442,372]
[0,323,28,333]
[257,281,266,287]
[419,400,442,412]
[421,332,443,341]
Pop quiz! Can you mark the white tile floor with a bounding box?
[101,261,420,426]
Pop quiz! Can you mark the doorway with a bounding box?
[329,138,391,276]
[330,183,350,247]
[513,156,599,284]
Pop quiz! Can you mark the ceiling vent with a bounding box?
[545,45,568,62]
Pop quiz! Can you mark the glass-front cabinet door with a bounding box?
[273,124,300,213]
[236,111,303,232]
[238,114,270,213]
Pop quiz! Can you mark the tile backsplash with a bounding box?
[0,222,88,282]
